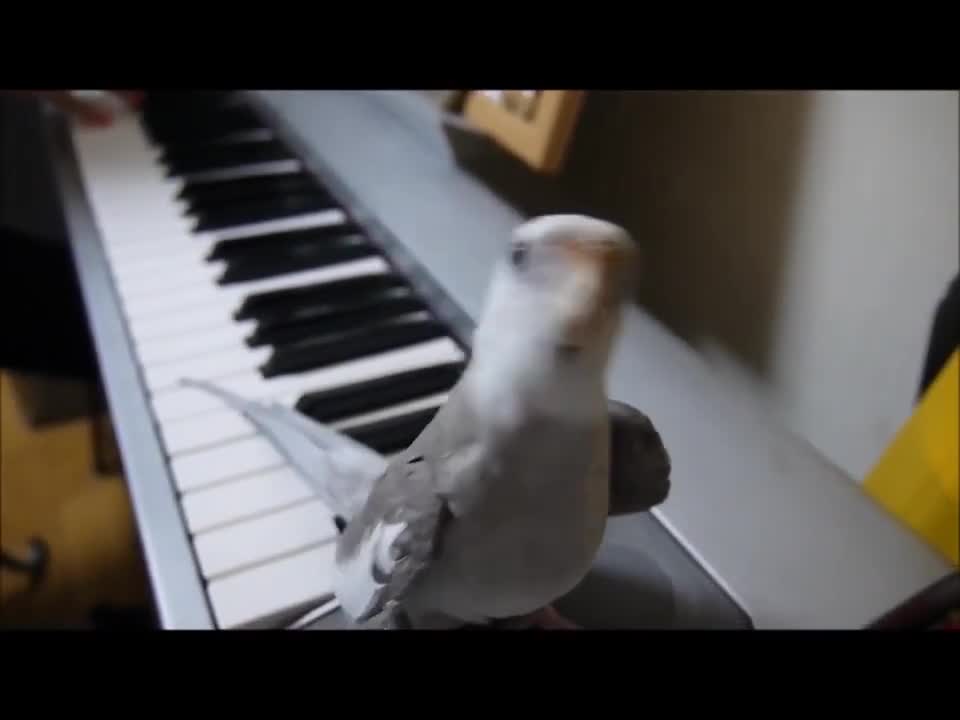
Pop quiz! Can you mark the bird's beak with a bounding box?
[558,240,633,351]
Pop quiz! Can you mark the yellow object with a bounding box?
[864,351,959,565]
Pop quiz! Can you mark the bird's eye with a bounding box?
[511,242,529,268]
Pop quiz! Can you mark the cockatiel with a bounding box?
[183,213,671,630]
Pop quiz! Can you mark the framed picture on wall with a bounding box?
[462,90,586,174]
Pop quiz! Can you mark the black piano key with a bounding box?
[179,172,324,211]
[247,282,413,327]
[143,95,264,141]
[207,223,361,262]
[235,273,408,321]
[341,406,441,455]
[142,95,234,131]
[144,104,265,146]
[260,317,447,379]
[157,128,274,163]
[177,170,319,203]
[218,236,377,284]
[192,193,337,232]
[143,91,237,115]
[246,294,427,347]
[162,139,294,177]
[296,361,466,423]
[160,133,281,161]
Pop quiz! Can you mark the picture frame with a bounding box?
[462,90,586,174]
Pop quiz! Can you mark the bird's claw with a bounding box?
[494,605,581,630]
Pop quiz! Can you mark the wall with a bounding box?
[555,90,959,481]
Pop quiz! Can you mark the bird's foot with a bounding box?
[529,605,580,630]
[496,605,581,630]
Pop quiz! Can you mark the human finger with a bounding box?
[114,90,146,110]
[38,91,115,127]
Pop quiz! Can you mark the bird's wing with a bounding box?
[337,394,666,625]
[607,399,672,516]
[179,379,388,520]
[330,388,486,625]
[333,451,453,624]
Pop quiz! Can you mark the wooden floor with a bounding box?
[0,371,151,629]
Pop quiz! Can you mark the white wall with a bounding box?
[753,91,957,480]
[563,90,959,481]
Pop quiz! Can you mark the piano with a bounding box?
[43,90,954,630]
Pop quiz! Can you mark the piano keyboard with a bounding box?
[70,92,470,629]
[54,90,955,631]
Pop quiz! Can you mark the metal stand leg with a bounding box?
[1,538,50,586]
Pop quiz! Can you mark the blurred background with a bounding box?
[2,89,957,629]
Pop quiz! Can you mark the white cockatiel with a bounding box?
[184,213,672,629]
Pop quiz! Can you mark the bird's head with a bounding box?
[475,214,638,374]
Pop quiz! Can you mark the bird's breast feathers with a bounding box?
[416,418,610,620]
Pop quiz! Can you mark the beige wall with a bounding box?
[560,90,958,481]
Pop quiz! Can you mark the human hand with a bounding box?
[30,90,145,127]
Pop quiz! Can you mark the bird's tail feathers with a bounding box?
[179,378,387,520]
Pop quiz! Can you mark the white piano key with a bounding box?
[179,466,312,533]
[192,499,336,579]
[150,337,465,423]
[206,543,337,629]
[100,218,190,243]
[111,247,193,276]
[107,235,216,273]
[107,209,349,280]
[72,119,169,194]
[125,259,390,342]
[104,228,207,261]
[102,212,194,240]
[82,155,175,189]
[134,321,257,368]
[153,371,269,422]
[123,258,388,323]
[113,259,227,298]
[286,598,340,629]
[145,305,428,391]
[160,388,450,456]
[103,233,191,260]
[105,207,349,259]
[109,261,222,302]
[83,173,178,206]
[124,281,245,321]
[96,217,191,251]
[170,435,284,492]
[68,121,227,295]
[85,184,188,228]
[88,144,300,203]
[129,302,249,343]
[144,345,271,393]
[106,208,342,259]
[204,209,351,243]
[110,227,349,285]
[107,236,208,269]
[161,406,256,455]
[332,392,449,432]
[183,158,301,184]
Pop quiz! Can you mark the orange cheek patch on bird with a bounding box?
[556,237,635,295]
[559,264,617,349]
[553,239,633,349]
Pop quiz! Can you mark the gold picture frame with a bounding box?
[463,90,586,174]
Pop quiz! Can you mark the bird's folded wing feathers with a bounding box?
[332,392,487,625]
[179,378,388,520]
[334,451,454,624]
[607,399,672,516]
